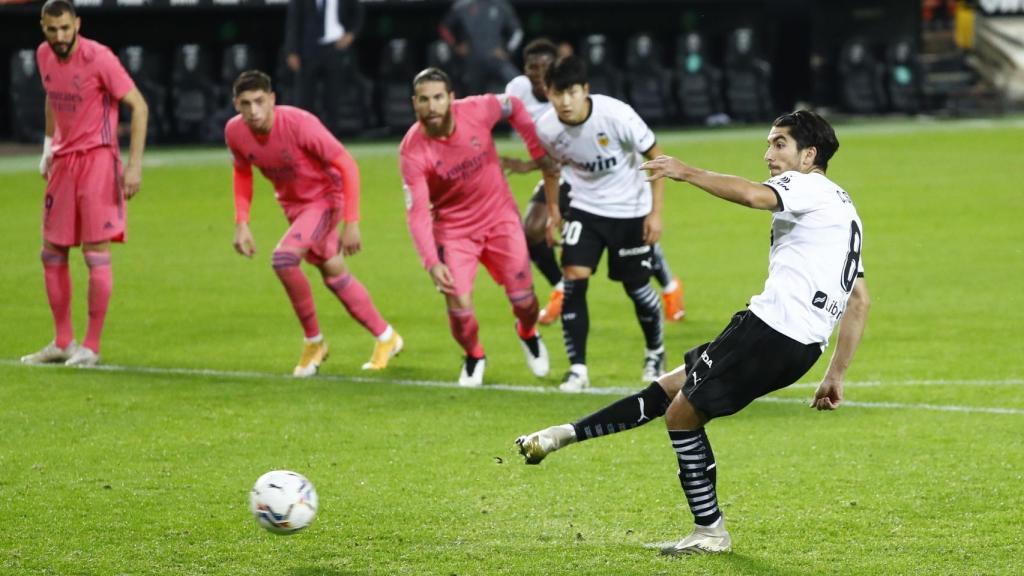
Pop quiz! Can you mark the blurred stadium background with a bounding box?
[1,0,1023,144]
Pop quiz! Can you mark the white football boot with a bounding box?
[558,365,590,392]
[65,346,100,367]
[458,356,486,387]
[21,340,77,365]
[660,519,732,555]
[641,347,666,383]
[517,327,550,377]
[515,424,576,465]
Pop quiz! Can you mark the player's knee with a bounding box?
[272,249,302,272]
[40,245,69,265]
[658,365,687,397]
[508,289,538,315]
[665,393,706,430]
[318,254,348,279]
[523,207,547,244]
[622,278,651,294]
[563,267,591,281]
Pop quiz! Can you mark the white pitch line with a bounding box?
[3,117,1023,174]
[3,359,1023,416]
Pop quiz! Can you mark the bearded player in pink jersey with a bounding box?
[399,67,558,387]
[225,70,402,377]
[21,0,149,368]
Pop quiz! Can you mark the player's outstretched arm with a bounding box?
[812,278,870,410]
[640,155,778,211]
[120,87,148,200]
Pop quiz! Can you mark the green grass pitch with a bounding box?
[1,117,1023,575]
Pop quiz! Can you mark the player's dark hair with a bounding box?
[523,38,558,60]
[772,110,840,171]
[233,70,273,97]
[545,55,588,91]
[412,67,452,93]
[41,0,76,18]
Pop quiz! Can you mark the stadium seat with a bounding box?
[8,48,46,143]
[117,45,169,143]
[722,28,774,122]
[211,44,265,133]
[221,44,265,86]
[170,43,219,142]
[672,32,727,125]
[426,40,465,96]
[838,37,887,114]
[378,38,418,134]
[580,34,623,99]
[885,38,924,114]
[623,33,674,125]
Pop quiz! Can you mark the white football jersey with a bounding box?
[749,170,865,348]
[504,75,551,123]
[535,94,656,219]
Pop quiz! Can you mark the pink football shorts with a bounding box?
[43,147,124,246]
[277,202,341,265]
[437,219,534,296]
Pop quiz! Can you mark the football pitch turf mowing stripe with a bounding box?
[5,359,1022,416]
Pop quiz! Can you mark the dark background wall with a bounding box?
[0,0,920,140]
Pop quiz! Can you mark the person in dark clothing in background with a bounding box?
[438,0,522,95]
[285,0,365,131]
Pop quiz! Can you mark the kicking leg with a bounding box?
[516,365,689,464]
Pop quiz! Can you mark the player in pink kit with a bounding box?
[399,67,557,387]
[226,70,402,377]
[21,0,149,368]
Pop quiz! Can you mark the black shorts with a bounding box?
[529,178,572,216]
[682,310,822,419]
[560,208,654,283]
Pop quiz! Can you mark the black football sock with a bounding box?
[652,243,673,288]
[572,382,672,441]
[528,240,563,287]
[668,428,722,526]
[561,278,589,365]
[624,279,663,351]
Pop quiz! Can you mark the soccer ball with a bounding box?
[249,470,319,534]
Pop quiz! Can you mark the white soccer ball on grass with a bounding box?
[249,470,319,534]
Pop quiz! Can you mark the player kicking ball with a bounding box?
[225,70,402,377]
[516,110,870,555]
